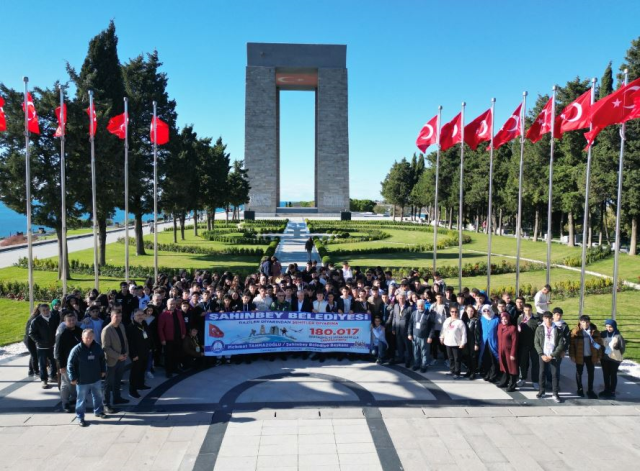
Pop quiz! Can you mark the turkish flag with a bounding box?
[526,97,553,143]
[150,117,169,145]
[416,114,438,152]
[493,103,522,149]
[464,108,492,151]
[107,113,128,139]
[22,92,40,134]
[86,103,97,136]
[555,89,591,139]
[54,103,67,138]
[0,96,6,132]
[440,113,462,151]
[584,77,640,148]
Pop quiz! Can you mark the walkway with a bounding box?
[2,351,640,470]
[273,219,323,271]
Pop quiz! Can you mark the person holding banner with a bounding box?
[371,317,388,364]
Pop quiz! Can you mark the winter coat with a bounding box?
[601,331,625,363]
[126,321,152,361]
[467,316,482,357]
[54,326,82,368]
[407,309,437,340]
[569,324,604,365]
[517,313,541,349]
[28,313,61,349]
[479,315,499,360]
[392,303,413,336]
[67,341,106,385]
[158,309,186,343]
[534,324,565,359]
[101,323,129,367]
[498,323,518,375]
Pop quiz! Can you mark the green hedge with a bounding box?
[116,238,270,256]
[320,234,472,256]
[306,219,451,234]
[561,245,613,267]
[200,231,271,244]
[493,277,623,300]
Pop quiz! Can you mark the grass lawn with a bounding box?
[147,230,261,246]
[0,298,31,346]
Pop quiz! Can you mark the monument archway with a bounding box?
[244,43,350,214]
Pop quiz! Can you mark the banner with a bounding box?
[204,311,372,356]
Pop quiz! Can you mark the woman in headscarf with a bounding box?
[600,319,625,398]
[497,312,519,391]
[479,304,500,382]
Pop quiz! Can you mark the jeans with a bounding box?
[104,360,125,405]
[75,380,104,419]
[539,357,560,394]
[576,356,595,392]
[60,369,77,404]
[446,346,462,375]
[601,358,620,394]
[413,337,430,368]
[37,348,56,382]
[371,342,387,361]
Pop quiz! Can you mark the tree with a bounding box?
[0,83,84,278]
[122,50,178,255]
[381,158,412,221]
[66,21,126,267]
[202,137,231,228]
[619,36,640,255]
[227,160,251,220]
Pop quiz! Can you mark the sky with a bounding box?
[1,0,639,202]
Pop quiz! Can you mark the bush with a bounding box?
[561,245,613,267]
[116,238,271,256]
[322,255,332,265]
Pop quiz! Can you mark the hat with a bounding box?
[480,305,492,313]
[499,312,510,320]
[51,299,61,307]
[542,311,553,318]
[605,319,619,334]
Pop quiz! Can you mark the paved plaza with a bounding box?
[1,351,640,470]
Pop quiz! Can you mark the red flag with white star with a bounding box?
[584,77,640,148]
[415,114,438,152]
[107,113,128,139]
[493,103,522,149]
[440,113,462,151]
[54,103,67,138]
[554,89,592,140]
[150,117,169,145]
[86,103,97,136]
[464,108,492,151]
[526,97,553,143]
[22,92,40,134]
[0,96,6,132]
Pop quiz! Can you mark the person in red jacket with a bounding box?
[158,299,186,378]
[497,312,519,391]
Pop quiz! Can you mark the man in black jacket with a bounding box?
[517,303,541,388]
[392,293,413,367]
[29,303,61,388]
[126,309,152,398]
[291,290,313,313]
[407,299,437,373]
[54,313,82,412]
[115,281,138,325]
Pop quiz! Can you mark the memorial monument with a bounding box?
[244,43,350,214]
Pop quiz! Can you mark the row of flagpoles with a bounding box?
[0,78,171,313]
[418,70,640,319]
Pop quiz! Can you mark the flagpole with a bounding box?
[153,101,158,282]
[611,69,629,320]
[578,78,597,316]
[89,90,99,290]
[515,91,528,296]
[486,98,496,295]
[458,102,466,292]
[432,105,442,273]
[124,97,129,283]
[59,85,67,296]
[545,86,557,285]
[23,77,34,314]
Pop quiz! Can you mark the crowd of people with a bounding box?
[23,259,626,426]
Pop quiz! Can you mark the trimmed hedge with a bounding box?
[492,277,622,300]
[116,237,272,256]
[561,245,613,267]
[306,219,451,235]
[200,231,271,244]
[321,234,472,257]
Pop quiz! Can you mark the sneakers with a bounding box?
[145,371,155,379]
[41,381,48,389]
[552,394,562,403]
[536,391,546,399]
[577,388,585,397]
[420,367,428,374]
[95,412,108,419]
[104,405,116,414]
[587,390,598,400]
[62,403,73,413]
[129,391,141,399]
[516,379,525,387]
[78,418,87,427]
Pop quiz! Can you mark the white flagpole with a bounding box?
[611,69,629,320]
[578,78,597,316]
[486,98,496,295]
[432,105,442,273]
[59,85,68,296]
[124,97,130,282]
[515,92,528,295]
[89,90,99,290]
[153,101,158,282]
[545,86,557,285]
[458,102,466,292]
[23,77,34,314]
